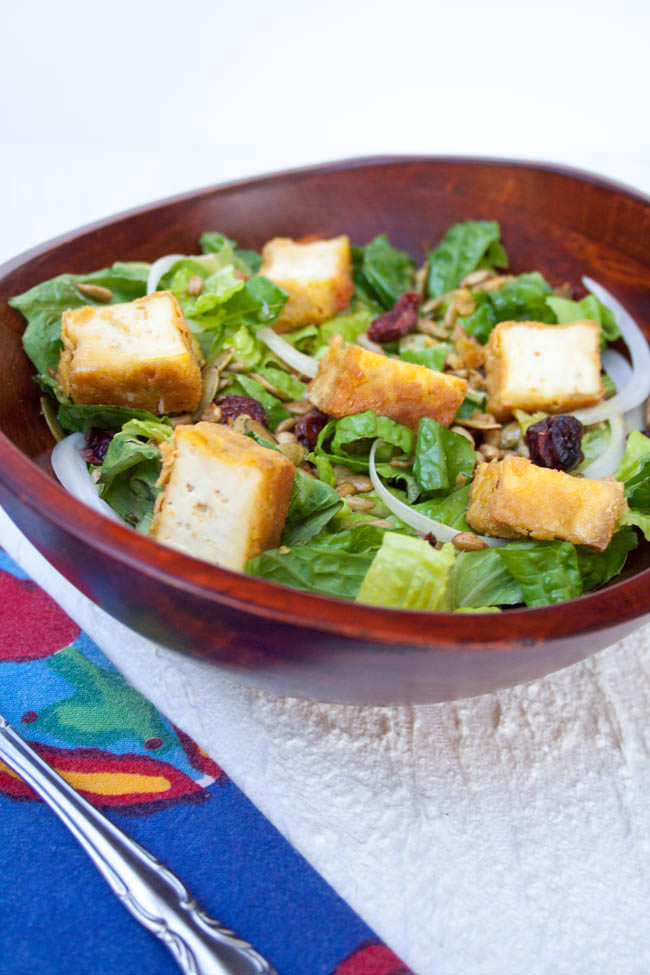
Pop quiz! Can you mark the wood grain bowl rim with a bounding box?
[2,153,650,652]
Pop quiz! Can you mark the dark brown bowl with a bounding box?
[2,156,650,704]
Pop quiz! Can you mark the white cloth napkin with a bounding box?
[3,507,650,975]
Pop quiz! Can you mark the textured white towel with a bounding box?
[3,505,650,975]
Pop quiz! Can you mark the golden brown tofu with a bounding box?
[149,422,294,570]
[466,455,626,551]
[485,320,604,420]
[260,235,354,332]
[307,334,467,429]
[59,291,202,414]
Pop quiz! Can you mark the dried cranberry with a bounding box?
[525,415,584,471]
[294,408,329,449]
[215,394,268,427]
[367,291,420,343]
[81,427,115,465]
[642,429,650,439]
[422,532,439,548]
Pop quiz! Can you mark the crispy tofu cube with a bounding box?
[466,455,626,551]
[59,292,202,414]
[260,235,354,332]
[149,422,294,570]
[485,320,604,420]
[307,334,467,429]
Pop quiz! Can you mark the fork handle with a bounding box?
[0,716,276,975]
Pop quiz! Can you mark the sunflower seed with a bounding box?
[346,497,376,512]
[452,532,489,551]
[186,274,204,297]
[275,416,298,433]
[77,282,113,303]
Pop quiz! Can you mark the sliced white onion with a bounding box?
[601,350,644,434]
[580,414,626,480]
[51,434,122,523]
[572,278,650,424]
[602,348,631,390]
[368,441,509,547]
[147,254,187,295]
[258,327,319,378]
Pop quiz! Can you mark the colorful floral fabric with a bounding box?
[0,550,412,975]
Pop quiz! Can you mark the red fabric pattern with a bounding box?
[0,571,79,661]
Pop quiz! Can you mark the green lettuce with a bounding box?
[426,220,507,299]
[399,342,452,371]
[356,533,455,610]
[10,262,150,382]
[199,231,262,276]
[616,430,650,509]
[576,528,638,592]
[622,507,650,541]
[58,404,165,434]
[98,429,163,531]
[451,549,523,609]
[282,468,344,545]
[414,484,472,531]
[496,540,582,607]
[224,374,289,429]
[352,234,415,310]
[461,272,555,344]
[413,418,475,495]
[546,292,619,347]
[310,411,414,483]
[247,524,382,599]
[577,423,610,472]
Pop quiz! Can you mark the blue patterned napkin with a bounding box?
[0,549,412,975]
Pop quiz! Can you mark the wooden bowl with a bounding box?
[1,156,650,704]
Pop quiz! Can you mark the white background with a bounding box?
[4,4,650,974]
[2,0,650,263]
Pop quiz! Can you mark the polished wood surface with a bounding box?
[1,157,650,703]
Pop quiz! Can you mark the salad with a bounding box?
[9,220,650,612]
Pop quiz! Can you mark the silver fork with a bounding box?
[0,712,276,975]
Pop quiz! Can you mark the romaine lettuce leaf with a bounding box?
[282,468,344,545]
[546,292,620,347]
[10,262,150,380]
[352,234,415,310]
[577,423,610,472]
[622,507,650,541]
[496,540,582,607]
[356,533,455,610]
[399,342,452,371]
[247,526,379,599]
[616,430,650,508]
[413,418,475,495]
[199,231,262,276]
[461,272,554,343]
[58,404,165,433]
[310,411,414,480]
[426,220,507,299]
[98,431,162,531]
[414,484,472,531]
[451,549,523,609]
[576,528,637,592]
[224,374,289,429]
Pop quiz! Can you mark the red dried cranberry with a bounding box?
[525,415,584,471]
[367,291,420,343]
[81,427,115,465]
[215,394,268,427]
[294,409,329,449]
[422,532,438,548]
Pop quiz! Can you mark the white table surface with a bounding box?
[3,149,650,975]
